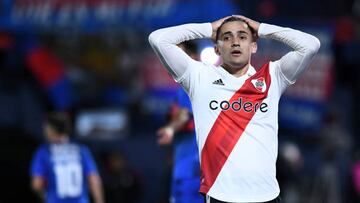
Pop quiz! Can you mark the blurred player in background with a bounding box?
[30,112,105,203]
[149,15,320,203]
[156,41,203,203]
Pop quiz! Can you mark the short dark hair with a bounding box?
[45,112,71,135]
[215,17,257,42]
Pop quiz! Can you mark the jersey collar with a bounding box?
[246,65,256,77]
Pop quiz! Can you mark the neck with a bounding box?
[222,63,250,77]
[55,136,69,144]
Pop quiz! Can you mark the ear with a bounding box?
[214,44,220,56]
[251,42,257,54]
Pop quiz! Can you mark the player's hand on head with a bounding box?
[156,126,175,145]
[232,15,260,34]
[211,16,232,41]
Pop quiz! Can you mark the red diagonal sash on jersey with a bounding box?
[199,63,271,194]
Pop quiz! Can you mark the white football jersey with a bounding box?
[178,61,288,202]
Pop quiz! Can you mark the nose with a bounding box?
[231,38,240,47]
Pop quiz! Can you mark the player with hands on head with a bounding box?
[149,14,320,203]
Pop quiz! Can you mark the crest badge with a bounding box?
[251,77,266,92]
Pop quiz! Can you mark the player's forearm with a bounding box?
[148,23,211,79]
[149,23,212,47]
[31,176,46,201]
[259,23,320,82]
[88,174,105,203]
[168,108,190,133]
[258,23,320,55]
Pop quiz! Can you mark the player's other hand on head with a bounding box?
[211,16,232,41]
[156,126,175,145]
[231,15,260,34]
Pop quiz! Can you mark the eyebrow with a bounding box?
[221,30,249,38]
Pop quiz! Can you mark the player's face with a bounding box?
[215,21,257,69]
[44,123,60,143]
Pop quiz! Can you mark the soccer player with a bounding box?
[30,112,105,203]
[156,41,203,203]
[149,15,320,203]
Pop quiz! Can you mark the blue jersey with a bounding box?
[171,88,202,203]
[31,142,98,203]
[176,88,193,114]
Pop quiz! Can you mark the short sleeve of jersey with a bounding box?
[176,88,193,114]
[81,146,98,176]
[30,145,47,177]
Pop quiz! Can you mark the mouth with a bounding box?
[231,50,242,56]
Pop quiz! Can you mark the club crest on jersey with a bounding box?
[251,77,266,92]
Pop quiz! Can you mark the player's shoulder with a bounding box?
[69,141,87,151]
[63,141,86,153]
[33,143,50,157]
[252,61,279,81]
[264,60,294,89]
[182,60,218,81]
[201,61,218,69]
[75,143,92,155]
[268,60,278,68]
[195,61,224,76]
[79,144,90,152]
[37,143,50,152]
[189,59,215,70]
[264,60,280,76]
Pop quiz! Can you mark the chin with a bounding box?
[229,62,246,69]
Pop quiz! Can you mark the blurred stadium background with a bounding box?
[0,0,359,202]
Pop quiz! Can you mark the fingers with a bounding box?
[156,127,165,136]
[157,133,172,145]
[231,15,253,26]
[156,127,172,137]
[156,127,174,145]
[212,16,229,39]
[212,16,228,31]
[231,15,260,34]
[232,15,253,22]
[232,15,247,20]
[158,135,171,145]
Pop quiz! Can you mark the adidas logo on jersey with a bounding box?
[212,79,225,86]
[251,77,266,92]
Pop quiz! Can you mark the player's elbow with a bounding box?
[307,36,321,55]
[88,173,103,188]
[148,30,162,47]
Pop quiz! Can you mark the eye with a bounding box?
[239,35,247,40]
[223,36,230,41]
